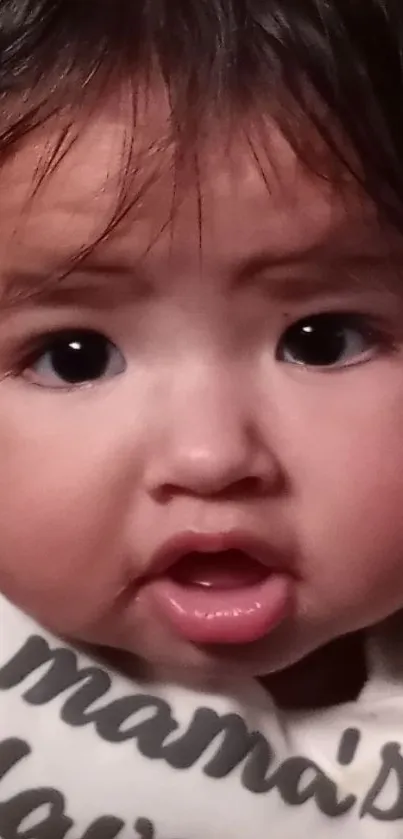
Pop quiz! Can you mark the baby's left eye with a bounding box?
[23,329,126,388]
[276,313,381,369]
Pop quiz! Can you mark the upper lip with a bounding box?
[147,530,292,579]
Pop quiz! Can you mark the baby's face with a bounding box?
[1,107,403,677]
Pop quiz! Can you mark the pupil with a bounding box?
[288,318,346,366]
[50,333,109,383]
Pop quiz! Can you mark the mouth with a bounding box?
[139,532,294,646]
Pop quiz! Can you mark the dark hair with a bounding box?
[1,0,403,227]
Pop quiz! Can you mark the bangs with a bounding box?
[0,0,403,229]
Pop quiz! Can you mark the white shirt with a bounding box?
[0,592,402,838]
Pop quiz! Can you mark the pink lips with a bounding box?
[140,532,294,645]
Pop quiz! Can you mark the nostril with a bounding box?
[154,475,271,504]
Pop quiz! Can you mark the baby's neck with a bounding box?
[261,632,367,710]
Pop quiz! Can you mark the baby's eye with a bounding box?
[24,329,126,388]
[277,313,380,369]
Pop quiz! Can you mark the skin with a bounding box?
[1,104,403,691]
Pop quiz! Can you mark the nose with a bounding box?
[145,365,283,502]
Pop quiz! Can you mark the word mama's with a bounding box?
[0,634,402,837]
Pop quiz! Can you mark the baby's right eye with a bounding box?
[23,329,126,388]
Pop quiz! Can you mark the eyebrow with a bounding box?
[0,248,400,313]
[235,249,402,299]
[0,259,153,311]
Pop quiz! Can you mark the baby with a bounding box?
[1,0,403,836]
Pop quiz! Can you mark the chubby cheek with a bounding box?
[287,372,403,629]
[0,412,140,633]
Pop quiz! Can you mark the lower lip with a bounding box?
[145,573,293,645]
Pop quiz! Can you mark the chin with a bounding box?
[86,611,312,681]
[139,637,297,681]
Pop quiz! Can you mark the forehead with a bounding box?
[0,105,391,281]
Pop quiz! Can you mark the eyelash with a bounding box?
[276,311,394,367]
[8,328,124,390]
[3,310,396,391]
